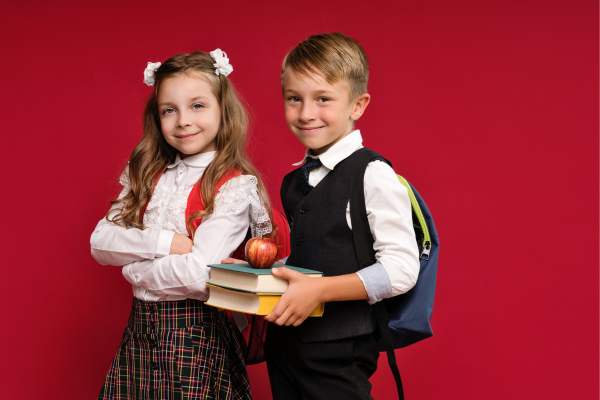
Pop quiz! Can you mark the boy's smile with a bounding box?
[282,69,370,155]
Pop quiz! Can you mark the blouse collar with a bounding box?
[168,151,216,169]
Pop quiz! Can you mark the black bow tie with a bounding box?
[296,158,323,195]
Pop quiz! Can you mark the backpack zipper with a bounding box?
[396,175,431,260]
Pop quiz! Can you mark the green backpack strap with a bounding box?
[396,175,431,260]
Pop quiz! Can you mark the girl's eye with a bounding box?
[163,108,175,114]
[192,104,204,110]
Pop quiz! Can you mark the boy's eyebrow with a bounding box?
[283,89,337,96]
[313,89,336,96]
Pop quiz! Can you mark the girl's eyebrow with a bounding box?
[159,96,210,106]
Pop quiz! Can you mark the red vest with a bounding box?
[140,168,290,260]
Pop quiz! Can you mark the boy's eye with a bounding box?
[288,96,301,103]
[317,97,330,103]
[192,103,204,110]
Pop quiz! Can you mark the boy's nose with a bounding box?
[299,103,316,122]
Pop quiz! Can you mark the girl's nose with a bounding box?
[177,111,192,128]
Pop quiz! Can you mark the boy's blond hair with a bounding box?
[282,32,369,100]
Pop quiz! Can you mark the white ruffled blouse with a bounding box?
[90,151,271,302]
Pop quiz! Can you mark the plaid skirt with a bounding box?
[98,297,252,400]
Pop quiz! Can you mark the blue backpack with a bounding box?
[350,148,439,400]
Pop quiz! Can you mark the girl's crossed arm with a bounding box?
[90,168,193,266]
[122,176,263,299]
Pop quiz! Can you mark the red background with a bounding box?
[0,1,597,399]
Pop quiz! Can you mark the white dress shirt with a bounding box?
[292,130,420,303]
[90,151,271,302]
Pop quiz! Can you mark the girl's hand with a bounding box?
[169,233,193,255]
[265,267,324,327]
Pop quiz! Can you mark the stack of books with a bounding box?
[206,263,325,317]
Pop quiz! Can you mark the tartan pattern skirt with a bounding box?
[98,297,252,400]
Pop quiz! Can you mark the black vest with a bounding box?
[279,148,376,343]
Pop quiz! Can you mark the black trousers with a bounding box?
[265,325,379,400]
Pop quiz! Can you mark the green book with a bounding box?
[207,263,323,294]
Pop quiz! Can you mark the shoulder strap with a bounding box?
[349,148,391,268]
[186,168,243,236]
[349,148,404,400]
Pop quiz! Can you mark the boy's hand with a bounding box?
[265,267,324,327]
[221,258,247,264]
[221,258,284,265]
[169,233,193,255]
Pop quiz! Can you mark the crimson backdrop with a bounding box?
[0,1,597,399]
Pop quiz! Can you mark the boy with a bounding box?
[263,32,420,399]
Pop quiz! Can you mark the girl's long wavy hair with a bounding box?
[107,51,273,240]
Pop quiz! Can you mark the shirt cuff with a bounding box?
[279,256,289,264]
[122,264,135,285]
[156,230,176,257]
[356,262,393,304]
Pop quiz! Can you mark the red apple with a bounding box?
[245,237,278,269]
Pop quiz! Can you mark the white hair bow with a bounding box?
[143,62,161,86]
[210,49,233,76]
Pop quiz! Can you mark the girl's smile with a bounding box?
[175,132,200,139]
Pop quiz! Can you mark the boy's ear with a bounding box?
[351,93,371,121]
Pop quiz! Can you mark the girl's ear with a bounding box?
[351,93,371,121]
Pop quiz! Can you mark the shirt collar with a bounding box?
[167,151,216,169]
[292,130,363,170]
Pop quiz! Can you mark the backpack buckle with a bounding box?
[420,242,431,260]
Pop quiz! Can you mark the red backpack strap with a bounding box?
[185,169,291,262]
[227,208,290,365]
[271,208,291,259]
[185,168,243,237]
[229,208,291,261]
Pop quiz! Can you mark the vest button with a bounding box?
[296,238,303,246]
[299,205,308,214]
[151,361,160,371]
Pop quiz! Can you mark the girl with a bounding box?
[91,50,273,399]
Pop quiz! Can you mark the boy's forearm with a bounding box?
[314,273,368,303]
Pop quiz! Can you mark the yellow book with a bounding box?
[206,284,324,317]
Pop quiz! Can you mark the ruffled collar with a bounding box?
[168,151,216,169]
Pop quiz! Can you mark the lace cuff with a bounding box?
[214,175,272,237]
